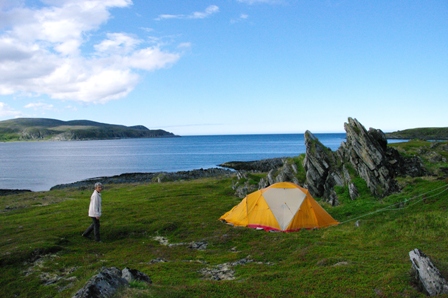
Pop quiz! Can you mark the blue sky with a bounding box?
[0,0,447,135]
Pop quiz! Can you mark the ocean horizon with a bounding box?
[0,133,404,192]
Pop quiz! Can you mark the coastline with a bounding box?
[0,158,288,194]
[0,134,415,193]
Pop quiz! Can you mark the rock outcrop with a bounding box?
[409,249,448,296]
[73,267,151,298]
[303,130,344,205]
[303,117,427,204]
[223,117,428,204]
[219,158,285,172]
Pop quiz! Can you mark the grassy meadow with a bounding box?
[1,140,448,297]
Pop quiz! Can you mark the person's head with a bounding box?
[94,182,103,192]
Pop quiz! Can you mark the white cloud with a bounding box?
[126,48,180,71]
[94,33,141,55]
[231,13,249,24]
[178,42,192,49]
[156,5,219,20]
[140,27,154,33]
[189,5,219,19]
[24,102,54,110]
[0,0,182,104]
[0,102,21,117]
[156,14,180,20]
[36,59,141,103]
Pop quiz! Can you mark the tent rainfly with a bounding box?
[220,182,339,232]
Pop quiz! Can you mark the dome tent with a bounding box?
[220,182,338,232]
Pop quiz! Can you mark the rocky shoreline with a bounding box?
[49,168,235,191]
[0,189,33,196]
[0,158,290,195]
[3,118,447,199]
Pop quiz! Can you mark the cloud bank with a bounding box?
[0,0,181,104]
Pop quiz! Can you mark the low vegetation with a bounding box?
[0,118,176,141]
[1,141,448,297]
[386,127,448,140]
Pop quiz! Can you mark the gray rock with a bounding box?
[409,249,448,296]
[348,183,359,200]
[189,241,208,250]
[303,130,342,205]
[72,267,128,298]
[219,158,285,172]
[121,267,151,284]
[73,267,151,298]
[227,157,302,198]
[199,257,254,281]
[303,117,427,204]
[343,118,399,197]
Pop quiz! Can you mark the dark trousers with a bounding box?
[83,217,100,241]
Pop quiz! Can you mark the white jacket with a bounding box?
[88,190,102,217]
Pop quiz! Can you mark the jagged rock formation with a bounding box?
[303,117,427,205]
[223,117,428,204]
[303,130,344,205]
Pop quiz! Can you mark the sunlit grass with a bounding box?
[1,140,448,297]
[1,175,448,297]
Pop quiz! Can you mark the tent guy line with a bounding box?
[337,183,448,226]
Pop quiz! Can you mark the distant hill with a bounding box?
[0,118,178,141]
[386,127,448,140]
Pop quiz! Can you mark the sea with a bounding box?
[0,133,404,192]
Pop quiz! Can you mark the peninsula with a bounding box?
[0,118,178,141]
[385,127,448,140]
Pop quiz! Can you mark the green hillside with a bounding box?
[0,118,177,141]
[1,140,448,297]
[386,127,448,140]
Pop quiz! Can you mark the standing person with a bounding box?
[82,182,103,242]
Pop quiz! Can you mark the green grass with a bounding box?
[1,140,448,297]
[1,176,448,297]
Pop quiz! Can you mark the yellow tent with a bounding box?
[220,182,338,232]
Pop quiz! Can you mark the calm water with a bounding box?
[0,134,348,191]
